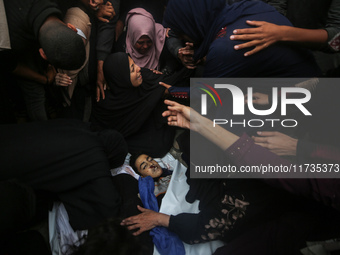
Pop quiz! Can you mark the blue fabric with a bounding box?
[163,0,321,78]
[138,176,185,255]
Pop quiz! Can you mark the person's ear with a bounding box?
[39,48,48,60]
[67,23,77,32]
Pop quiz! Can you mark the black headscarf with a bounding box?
[91,52,166,137]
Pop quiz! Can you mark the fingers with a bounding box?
[233,42,267,56]
[137,205,147,212]
[98,17,109,23]
[256,131,277,137]
[185,64,197,69]
[100,86,105,100]
[233,39,262,50]
[55,74,72,87]
[165,28,171,38]
[96,86,105,101]
[159,82,171,89]
[164,100,184,112]
[96,87,100,102]
[96,82,106,102]
[232,21,264,35]
[164,99,179,107]
[252,136,268,143]
[162,110,172,117]
[254,142,269,149]
[246,20,266,27]
[167,116,179,126]
[243,47,264,57]
[121,215,138,226]
[179,48,194,55]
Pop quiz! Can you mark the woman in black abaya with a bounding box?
[91,52,186,157]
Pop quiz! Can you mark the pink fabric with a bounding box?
[125,8,166,69]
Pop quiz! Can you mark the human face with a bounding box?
[134,35,153,54]
[135,154,163,178]
[128,56,142,87]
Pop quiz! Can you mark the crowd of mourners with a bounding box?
[1,0,340,254]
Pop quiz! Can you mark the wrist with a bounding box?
[290,138,298,156]
[157,213,170,227]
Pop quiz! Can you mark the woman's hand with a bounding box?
[162,100,203,132]
[55,73,71,87]
[230,20,283,56]
[121,205,170,236]
[252,131,298,156]
[159,82,171,94]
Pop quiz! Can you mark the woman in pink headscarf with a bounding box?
[125,8,177,73]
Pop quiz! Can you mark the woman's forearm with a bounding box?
[195,115,239,151]
[279,26,328,44]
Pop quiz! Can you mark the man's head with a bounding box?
[38,18,86,70]
[130,153,162,178]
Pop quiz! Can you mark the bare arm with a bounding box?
[162,100,239,151]
[13,63,56,85]
[96,60,106,101]
[230,20,328,56]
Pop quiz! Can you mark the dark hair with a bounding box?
[67,218,147,255]
[39,21,86,70]
[129,152,144,174]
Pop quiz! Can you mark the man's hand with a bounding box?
[121,205,169,236]
[230,20,282,56]
[252,131,298,156]
[96,1,115,23]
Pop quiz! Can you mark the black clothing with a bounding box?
[111,174,154,255]
[91,52,176,157]
[0,119,127,230]
[3,0,61,52]
[91,52,166,137]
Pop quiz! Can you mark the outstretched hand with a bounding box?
[252,131,298,156]
[162,100,203,132]
[162,100,191,130]
[230,20,282,56]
